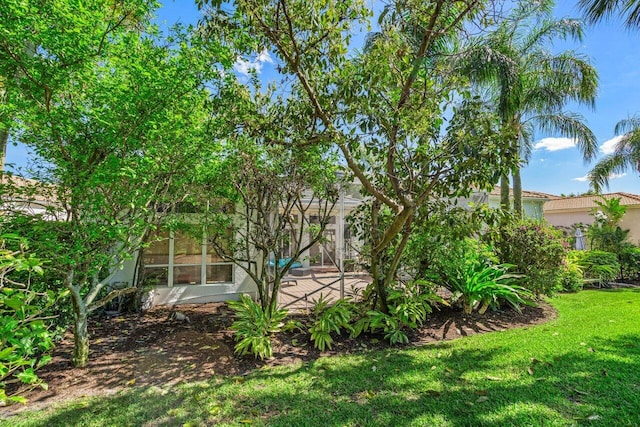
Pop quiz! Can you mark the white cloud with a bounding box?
[256,49,273,64]
[610,172,627,180]
[533,137,577,152]
[233,49,274,77]
[572,172,626,182]
[600,135,624,154]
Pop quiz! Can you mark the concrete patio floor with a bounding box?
[277,269,371,312]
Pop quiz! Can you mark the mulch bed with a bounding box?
[2,301,557,416]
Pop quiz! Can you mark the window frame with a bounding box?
[143,230,234,287]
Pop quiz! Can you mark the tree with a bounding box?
[590,119,640,192]
[202,121,340,313]
[576,1,640,190]
[1,2,233,367]
[201,0,514,313]
[579,0,640,29]
[464,0,598,215]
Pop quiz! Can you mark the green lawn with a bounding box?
[3,289,639,427]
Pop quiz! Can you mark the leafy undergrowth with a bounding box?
[2,289,639,427]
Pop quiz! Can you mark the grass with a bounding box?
[3,289,640,426]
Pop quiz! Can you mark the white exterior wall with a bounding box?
[111,252,257,306]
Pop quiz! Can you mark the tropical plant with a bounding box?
[0,235,57,406]
[440,249,532,314]
[587,197,632,278]
[228,294,287,359]
[589,116,640,191]
[352,280,442,345]
[464,0,598,215]
[308,294,356,351]
[568,250,620,286]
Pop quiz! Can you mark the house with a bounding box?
[112,189,367,306]
[116,185,562,306]
[0,174,59,219]
[543,192,640,245]
[487,186,560,219]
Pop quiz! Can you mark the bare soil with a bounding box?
[3,301,557,416]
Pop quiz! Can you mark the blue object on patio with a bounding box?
[267,258,303,269]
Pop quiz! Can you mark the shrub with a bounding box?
[487,219,567,296]
[568,250,619,287]
[418,237,499,283]
[1,235,57,405]
[557,258,584,293]
[619,247,640,281]
[228,295,287,359]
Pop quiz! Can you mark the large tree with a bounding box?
[464,0,598,215]
[0,1,232,367]
[201,0,514,313]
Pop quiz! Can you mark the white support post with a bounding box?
[339,184,345,299]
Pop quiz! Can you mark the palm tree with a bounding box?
[579,0,640,28]
[465,0,598,215]
[578,0,640,191]
[590,116,640,191]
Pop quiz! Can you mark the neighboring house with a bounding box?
[543,192,640,245]
[0,175,59,218]
[487,186,560,219]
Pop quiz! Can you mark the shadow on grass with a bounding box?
[16,333,640,427]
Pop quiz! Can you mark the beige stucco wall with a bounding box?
[544,207,640,246]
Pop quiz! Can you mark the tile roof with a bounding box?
[490,186,560,200]
[0,174,58,204]
[544,192,640,211]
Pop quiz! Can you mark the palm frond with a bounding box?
[520,17,584,54]
[535,112,598,161]
[614,115,640,135]
[578,0,640,29]
[589,152,631,192]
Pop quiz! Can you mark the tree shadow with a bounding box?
[19,333,639,426]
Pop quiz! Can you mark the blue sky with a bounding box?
[6,1,639,196]
[524,2,640,196]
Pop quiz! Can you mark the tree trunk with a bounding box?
[0,126,7,173]
[512,167,522,217]
[500,174,510,213]
[72,310,89,368]
[67,272,90,368]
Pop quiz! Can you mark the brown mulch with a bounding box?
[3,301,557,416]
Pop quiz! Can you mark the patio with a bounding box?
[277,269,371,311]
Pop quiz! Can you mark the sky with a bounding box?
[5,1,639,196]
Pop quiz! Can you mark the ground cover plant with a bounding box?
[3,289,638,426]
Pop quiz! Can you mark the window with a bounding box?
[143,229,233,286]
